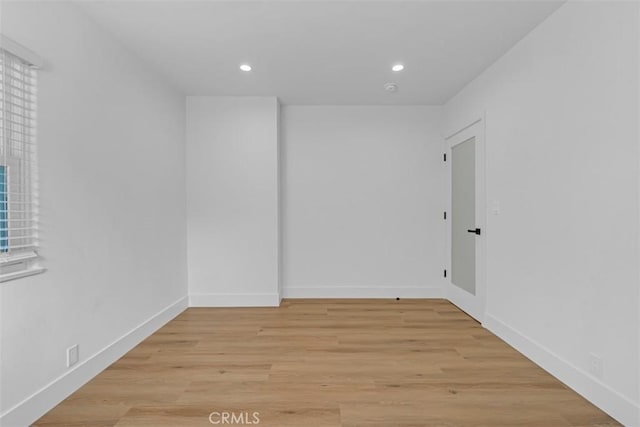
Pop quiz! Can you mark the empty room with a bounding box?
[0,0,639,426]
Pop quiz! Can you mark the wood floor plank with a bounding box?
[34,299,620,427]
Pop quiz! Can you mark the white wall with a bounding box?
[0,2,188,425]
[637,3,640,417]
[282,106,445,298]
[186,97,280,307]
[443,2,640,425]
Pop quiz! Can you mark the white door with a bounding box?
[446,120,485,322]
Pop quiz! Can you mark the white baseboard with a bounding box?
[282,286,444,299]
[484,314,640,427]
[189,293,281,307]
[0,296,189,427]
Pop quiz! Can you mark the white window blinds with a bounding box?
[0,42,43,280]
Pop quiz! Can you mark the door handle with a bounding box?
[467,228,481,235]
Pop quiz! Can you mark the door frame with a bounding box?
[445,117,486,323]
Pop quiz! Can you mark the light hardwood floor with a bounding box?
[35,299,620,426]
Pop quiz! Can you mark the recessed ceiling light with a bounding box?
[240,64,252,72]
[392,64,404,72]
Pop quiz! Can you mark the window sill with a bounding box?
[0,267,46,283]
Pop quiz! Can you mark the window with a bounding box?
[0,165,7,253]
[0,36,44,282]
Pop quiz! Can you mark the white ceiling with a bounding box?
[77,0,564,105]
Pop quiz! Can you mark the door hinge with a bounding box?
[443,153,447,162]
[443,211,447,220]
[444,269,447,278]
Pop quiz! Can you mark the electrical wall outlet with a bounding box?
[67,344,79,368]
[588,353,603,379]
